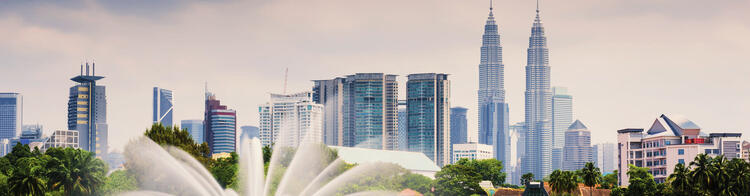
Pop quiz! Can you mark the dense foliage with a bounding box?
[143,123,212,166]
[0,144,108,196]
[549,169,578,194]
[521,172,535,185]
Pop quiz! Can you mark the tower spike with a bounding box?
[92,60,95,76]
[536,0,540,14]
[490,0,493,11]
[80,62,83,76]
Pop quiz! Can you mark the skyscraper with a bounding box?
[482,101,510,170]
[407,73,450,166]
[0,93,22,140]
[523,2,553,179]
[477,1,508,153]
[153,87,174,127]
[181,119,204,144]
[204,91,236,154]
[259,92,323,147]
[563,120,592,171]
[240,126,260,139]
[68,63,108,157]
[594,143,617,173]
[551,86,572,170]
[397,102,408,151]
[450,107,468,161]
[313,73,399,150]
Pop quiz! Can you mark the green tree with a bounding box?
[549,170,577,194]
[625,164,657,196]
[580,162,601,196]
[455,158,506,186]
[667,163,692,195]
[0,172,10,195]
[210,152,239,189]
[44,147,108,196]
[521,173,534,186]
[726,158,750,194]
[600,171,618,189]
[144,123,212,166]
[689,153,712,195]
[8,157,46,196]
[99,170,138,195]
[434,164,482,195]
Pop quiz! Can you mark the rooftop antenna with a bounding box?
[536,0,540,13]
[80,62,83,76]
[283,67,288,94]
[92,60,95,76]
[490,0,493,11]
[85,61,90,76]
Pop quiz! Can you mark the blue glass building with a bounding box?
[0,93,22,140]
[407,73,450,166]
[204,92,236,154]
[153,87,174,127]
[450,107,468,161]
[181,119,204,144]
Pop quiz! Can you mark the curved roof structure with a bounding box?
[329,146,441,174]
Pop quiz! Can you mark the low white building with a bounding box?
[330,146,441,178]
[452,142,494,164]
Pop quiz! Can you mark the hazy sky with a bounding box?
[1,0,748,151]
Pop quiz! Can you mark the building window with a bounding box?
[678,159,685,165]
[678,149,684,155]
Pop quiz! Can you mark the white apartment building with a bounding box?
[43,130,79,150]
[617,114,743,185]
[259,92,323,147]
[452,143,494,164]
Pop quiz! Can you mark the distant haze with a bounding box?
[1,0,748,151]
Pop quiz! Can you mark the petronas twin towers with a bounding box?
[477,1,552,180]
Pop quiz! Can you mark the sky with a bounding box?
[1,0,749,152]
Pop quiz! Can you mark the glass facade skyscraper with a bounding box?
[523,5,553,179]
[313,73,398,150]
[153,87,174,127]
[0,93,22,140]
[477,3,508,150]
[551,86,572,170]
[407,73,450,166]
[450,107,468,161]
[68,63,108,157]
[204,91,236,154]
[181,119,204,144]
[563,120,592,171]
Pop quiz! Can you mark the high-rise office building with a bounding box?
[563,120,592,171]
[43,130,79,150]
[153,87,174,127]
[406,73,450,166]
[241,126,260,139]
[181,119,204,144]
[0,93,22,140]
[477,2,509,162]
[68,63,108,157]
[450,107,468,161]
[593,143,617,174]
[397,102,408,151]
[551,87,572,170]
[204,91,236,154]
[259,92,323,147]
[523,3,553,179]
[450,107,468,146]
[313,73,399,150]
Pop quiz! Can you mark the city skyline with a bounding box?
[1,0,749,151]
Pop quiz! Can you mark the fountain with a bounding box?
[119,135,406,196]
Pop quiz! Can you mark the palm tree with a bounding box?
[521,173,534,186]
[727,158,750,194]
[8,157,46,196]
[690,153,712,194]
[668,163,691,195]
[45,148,107,196]
[709,155,730,195]
[549,170,563,194]
[579,162,601,196]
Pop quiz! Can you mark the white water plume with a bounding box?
[120,134,410,196]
